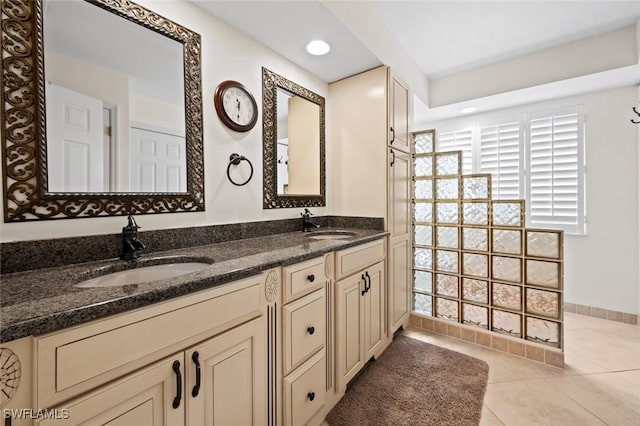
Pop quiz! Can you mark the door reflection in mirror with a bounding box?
[43,0,185,193]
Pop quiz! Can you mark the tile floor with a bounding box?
[404,312,640,425]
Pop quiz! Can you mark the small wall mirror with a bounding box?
[263,68,325,209]
[1,0,204,222]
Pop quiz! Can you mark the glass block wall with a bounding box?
[412,130,564,349]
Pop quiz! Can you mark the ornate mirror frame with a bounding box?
[0,0,204,222]
[262,67,325,209]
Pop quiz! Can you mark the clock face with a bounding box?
[222,87,255,126]
[214,81,258,132]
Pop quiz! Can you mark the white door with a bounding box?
[130,127,186,193]
[45,82,106,192]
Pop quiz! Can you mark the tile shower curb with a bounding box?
[409,313,565,369]
[564,303,639,326]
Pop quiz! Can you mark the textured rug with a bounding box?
[327,334,489,426]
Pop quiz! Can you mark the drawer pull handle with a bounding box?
[307,274,315,283]
[365,271,372,293]
[172,360,182,409]
[307,326,315,335]
[361,274,367,296]
[192,351,201,398]
[307,391,316,401]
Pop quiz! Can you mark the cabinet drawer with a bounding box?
[283,256,325,303]
[36,275,263,408]
[335,239,385,280]
[283,349,326,426]
[283,289,325,374]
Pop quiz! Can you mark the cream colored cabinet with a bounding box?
[335,272,365,389]
[363,261,385,359]
[38,354,185,425]
[30,273,271,426]
[186,318,266,426]
[388,148,412,334]
[38,318,265,426]
[389,74,410,153]
[281,256,330,426]
[336,261,386,392]
[335,240,386,393]
[329,66,412,343]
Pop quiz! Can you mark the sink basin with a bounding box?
[305,230,357,241]
[75,262,211,288]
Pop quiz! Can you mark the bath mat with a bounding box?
[327,334,489,426]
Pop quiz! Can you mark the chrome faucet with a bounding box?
[301,208,320,232]
[121,215,146,260]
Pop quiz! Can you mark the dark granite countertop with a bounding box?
[0,228,387,343]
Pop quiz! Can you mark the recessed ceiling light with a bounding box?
[460,106,478,114]
[306,40,330,56]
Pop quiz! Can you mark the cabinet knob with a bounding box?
[307,391,315,401]
[307,274,315,283]
[307,326,315,335]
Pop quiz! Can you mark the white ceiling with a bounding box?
[193,1,382,82]
[372,1,640,78]
[193,1,640,120]
[193,0,640,82]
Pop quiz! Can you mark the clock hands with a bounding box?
[236,97,241,121]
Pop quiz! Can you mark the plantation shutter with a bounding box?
[437,129,473,174]
[526,107,585,233]
[479,122,522,199]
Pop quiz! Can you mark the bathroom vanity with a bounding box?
[0,228,390,426]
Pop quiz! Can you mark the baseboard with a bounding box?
[564,303,639,326]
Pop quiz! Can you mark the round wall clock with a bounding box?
[214,80,258,132]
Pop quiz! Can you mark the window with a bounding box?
[479,121,523,200]
[431,106,585,234]
[526,107,585,234]
[437,129,473,174]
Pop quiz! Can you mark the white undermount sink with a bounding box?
[74,262,211,288]
[305,230,357,240]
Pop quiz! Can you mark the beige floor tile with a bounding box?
[484,379,607,425]
[544,371,640,426]
[480,405,505,426]
[405,314,640,426]
[565,328,640,370]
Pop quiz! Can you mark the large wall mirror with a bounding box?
[1,0,204,222]
[262,67,325,209]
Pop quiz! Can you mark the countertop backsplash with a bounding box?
[0,216,384,275]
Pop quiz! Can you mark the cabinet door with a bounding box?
[388,237,410,333]
[389,75,410,153]
[388,147,411,335]
[187,318,266,426]
[364,261,386,359]
[335,274,365,392]
[38,355,185,426]
[388,148,411,238]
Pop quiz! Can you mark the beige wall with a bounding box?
[417,86,640,315]
[430,26,638,107]
[0,0,329,241]
[129,93,185,135]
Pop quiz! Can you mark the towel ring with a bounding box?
[227,153,253,186]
